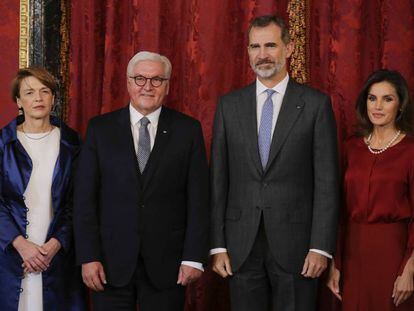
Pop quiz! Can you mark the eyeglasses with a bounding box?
[129,75,168,87]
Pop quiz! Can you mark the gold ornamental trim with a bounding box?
[60,0,70,121]
[19,0,30,68]
[288,0,308,84]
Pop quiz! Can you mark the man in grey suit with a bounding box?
[210,15,339,310]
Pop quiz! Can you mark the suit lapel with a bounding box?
[235,83,263,175]
[116,107,143,189]
[265,80,305,172]
[141,106,171,191]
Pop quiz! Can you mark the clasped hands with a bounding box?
[212,251,328,278]
[82,262,203,291]
[13,235,61,274]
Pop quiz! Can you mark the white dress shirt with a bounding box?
[210,75,331,259]
[129,104,204,271]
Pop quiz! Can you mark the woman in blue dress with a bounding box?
[0,67,86,310]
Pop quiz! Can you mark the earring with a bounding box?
[18,107,23,115]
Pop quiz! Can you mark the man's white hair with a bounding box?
[126,51,172,79]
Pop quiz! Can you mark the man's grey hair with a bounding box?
[126,51,172,79]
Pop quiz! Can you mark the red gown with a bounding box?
[336,135,414,310]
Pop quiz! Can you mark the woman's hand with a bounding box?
[393,257,414,307]
[326,259,342,301]
[12,235,48,273]
[40,238,61,266]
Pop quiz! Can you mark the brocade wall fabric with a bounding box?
[0,0,19,128]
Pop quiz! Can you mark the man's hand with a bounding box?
[301,251,327,278]
[326,260,342,301]
[177,265,203,286]
[13,235,48,273]
[212,252,233,278]
[82,261,107,291]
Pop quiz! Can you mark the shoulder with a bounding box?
[87,107,126,129]
[59,122,82,147]
[162,106,201,129]
[219,82,255,104]
[344,135,364,151]
[290,81,330,102]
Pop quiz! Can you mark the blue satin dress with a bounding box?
[0,116,86,311]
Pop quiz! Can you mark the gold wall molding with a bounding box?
[19,0,30,68]
[288,0,308,84]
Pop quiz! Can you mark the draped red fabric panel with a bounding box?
[68,1,414,310]
[0,0,19,128]
[309,0,414,143]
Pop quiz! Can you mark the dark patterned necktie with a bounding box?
[137,117,150,173]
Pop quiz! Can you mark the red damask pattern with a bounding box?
[0,0,19,128]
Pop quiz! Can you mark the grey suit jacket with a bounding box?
[210,79,340,274]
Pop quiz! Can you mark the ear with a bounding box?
[165,81,170,95]
[285,41,294,58]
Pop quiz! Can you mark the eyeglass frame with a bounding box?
[128,75,169,88]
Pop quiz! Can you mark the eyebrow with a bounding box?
[248,42,277,47]
[368,93,396,97]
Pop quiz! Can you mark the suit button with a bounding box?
[22,195,26,201]
[140,204,145,208]
[26,220,30,225]
[25,207,29,212]
[24,234,29,239]
[262,183,268,188]
[18,288,23,293]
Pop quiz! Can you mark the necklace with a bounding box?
[366,130,401,154]
[22,124,54,141]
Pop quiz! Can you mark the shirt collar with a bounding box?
[256,73,290,97]
[129,104,162,127]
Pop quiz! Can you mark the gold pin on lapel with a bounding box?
[163,130,168,134]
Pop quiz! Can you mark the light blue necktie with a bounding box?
[137,117,150,173]
[258,89,276,169]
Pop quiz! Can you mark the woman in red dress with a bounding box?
[327,69,414,310]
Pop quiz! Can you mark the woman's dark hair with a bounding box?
[11,66,57,102]
[355,69,413,136]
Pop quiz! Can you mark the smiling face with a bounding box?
[127,60,169,115]
[17,76,54,121]
[248,23,293,84]
[367,81,400,129]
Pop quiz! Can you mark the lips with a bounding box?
[371,113,385,118]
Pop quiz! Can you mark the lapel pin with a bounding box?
[296,105,301,109]
[163,130,168,134]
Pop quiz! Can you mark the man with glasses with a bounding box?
[74,51,209,310]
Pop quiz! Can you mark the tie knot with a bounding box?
[265,89,276,98]
[140,117,150,127]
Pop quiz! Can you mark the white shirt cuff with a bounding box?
[209,248,227,255]
[309,249,332,259]
[181,261,204,272]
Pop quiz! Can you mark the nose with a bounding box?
[258,46,268,59]
[143,79,153,91]
[34,91,42,102]
[374,99,383,110]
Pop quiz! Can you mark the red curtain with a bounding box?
[0,0,19,128]
[68,1,414,310]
